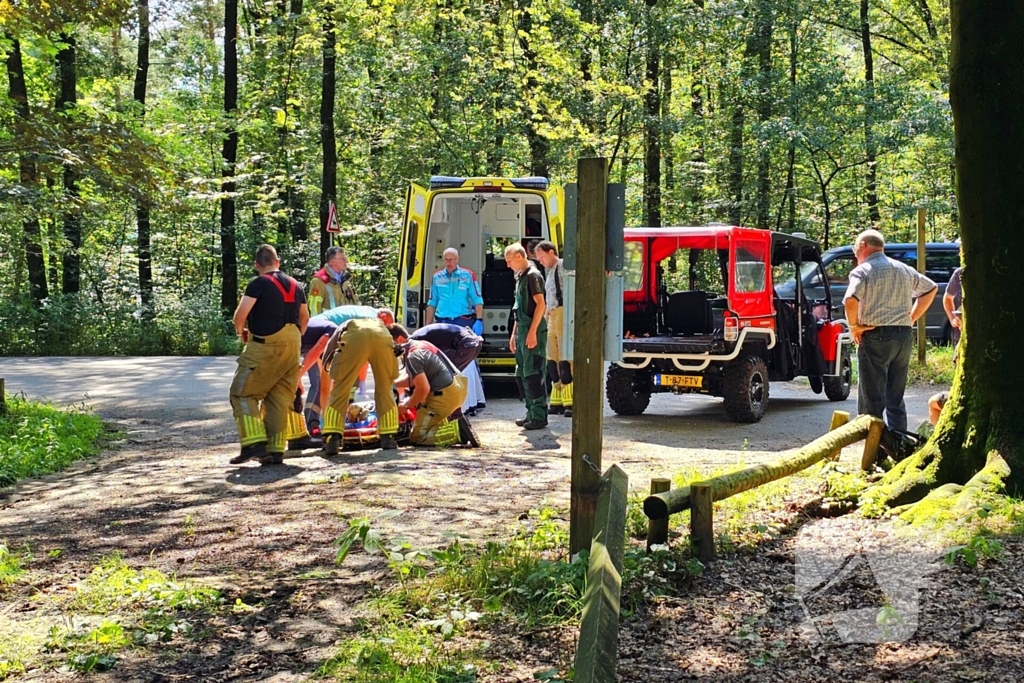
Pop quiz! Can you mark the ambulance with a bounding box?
[394,176,565,378]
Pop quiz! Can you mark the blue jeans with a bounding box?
[857,326,913,432]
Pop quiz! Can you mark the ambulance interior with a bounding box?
[423,192,550,344]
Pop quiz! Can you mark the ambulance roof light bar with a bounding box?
[428,176,550,191]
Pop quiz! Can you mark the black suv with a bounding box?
[775,242,960,341]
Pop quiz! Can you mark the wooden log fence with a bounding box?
[574,464,628,683]
[644,412,885,555]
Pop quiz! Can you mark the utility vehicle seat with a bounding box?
[665,291,710,335]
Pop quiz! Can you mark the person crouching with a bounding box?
[389,324,468,447]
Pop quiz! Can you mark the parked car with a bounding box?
[775,241,960,341]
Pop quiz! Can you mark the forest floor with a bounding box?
[1,357,1019,682]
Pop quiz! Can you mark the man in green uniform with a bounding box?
[229,244,310,465]
[505,242,548,430]
[321,318,400,453]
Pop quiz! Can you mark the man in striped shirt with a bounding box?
[843,229,937,432]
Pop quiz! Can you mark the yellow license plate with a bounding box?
[656,374,703,388]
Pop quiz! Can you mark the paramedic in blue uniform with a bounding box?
[424,247,486,414]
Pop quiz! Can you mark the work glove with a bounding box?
[293,387,304,414]
[472,319,484,336]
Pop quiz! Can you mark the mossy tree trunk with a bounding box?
[866,0,1024,519]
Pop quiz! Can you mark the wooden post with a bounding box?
[574,465,628,683]
[690,483,714,563]
[646,478,671,549]
[827,410,850,460]
[917,207,927,364]
[570,158,609,557]
[861,417,886,471]
[0,378,5,415]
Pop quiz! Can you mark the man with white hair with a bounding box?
[424,247,487,414]
[843,229,937,432]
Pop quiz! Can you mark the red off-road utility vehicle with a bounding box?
[607,226,853,422]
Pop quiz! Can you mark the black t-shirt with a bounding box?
[244,271,307,336]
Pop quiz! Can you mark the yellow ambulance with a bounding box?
[394,176,565,378]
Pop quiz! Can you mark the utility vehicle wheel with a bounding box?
[723,354,769,423]
[824,346,853,401]
[606,366,652,416]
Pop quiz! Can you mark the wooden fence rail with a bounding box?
[644,413,885,556]
[574,464,628,683]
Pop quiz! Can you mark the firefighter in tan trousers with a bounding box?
[229,244,311,465]
[389,324,468,447]
[321,317,400,453]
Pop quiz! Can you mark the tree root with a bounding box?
[859,440,943,515]
[864,447,1010,527]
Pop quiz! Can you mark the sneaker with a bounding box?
[324,433,342,456]
[458,416,481,447]
[258,453,284,465]
[563,407,573,418]
[380,434,399,450]
[230,442,267,464]
[474,403,486,412]
[523,419,548,431]
[548,405,565,415]
[515,418,528,427]
[465,407,477,417]
[287,435,324,451]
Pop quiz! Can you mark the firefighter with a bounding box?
[321,317,400,453]
[534,240,572,418]
[389,325,468,447]
[308,246,360,315]
[229,244,311,465]
[505,242,548,430]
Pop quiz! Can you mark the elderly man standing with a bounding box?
[308,246,360,315]
[424,247,487,414]
[844,229,937,432]
[506,242,548,430]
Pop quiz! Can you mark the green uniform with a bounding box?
[514,264,548,423]
[322,318,399,437]
[230,272,307,455]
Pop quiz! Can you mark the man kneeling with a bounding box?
[390,324,467,447]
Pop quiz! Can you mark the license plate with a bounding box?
[656,374,703,388]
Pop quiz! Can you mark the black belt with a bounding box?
[863,325,910,331]
[251,335,266,344]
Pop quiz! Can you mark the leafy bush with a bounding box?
[0,396,104,487]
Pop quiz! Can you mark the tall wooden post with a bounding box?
[917,207,927,364]
[0,378,5,415]
[570,158,609,556]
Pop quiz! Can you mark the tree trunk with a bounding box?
[6,36,48,304]
[777,17,798,232]
[518,0,549,178]
[753,3,773,230]
[134,0,153,319]
[56,34,81,295]
[662,51,674,201]
[861,0,880,226]
[864,0,1024,516]
[642,0,661,228]
[319,0,337,262]
[221,0,240,316]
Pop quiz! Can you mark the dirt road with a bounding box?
[0,356,944,680]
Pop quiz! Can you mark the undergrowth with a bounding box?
[321,506,692,682]
[0,395,107,488]
[907,342,956,385]
[0,553,222,677]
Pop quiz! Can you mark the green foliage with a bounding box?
[908,342,957,385]
[70,554,222,615]
[0,543,28,586]
[0,395,104,488]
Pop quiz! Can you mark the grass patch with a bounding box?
[0,543,28,587]
[323,507,695,681]
[0,395,106,487]
[907,342,956,385]
[0,553,222,678]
